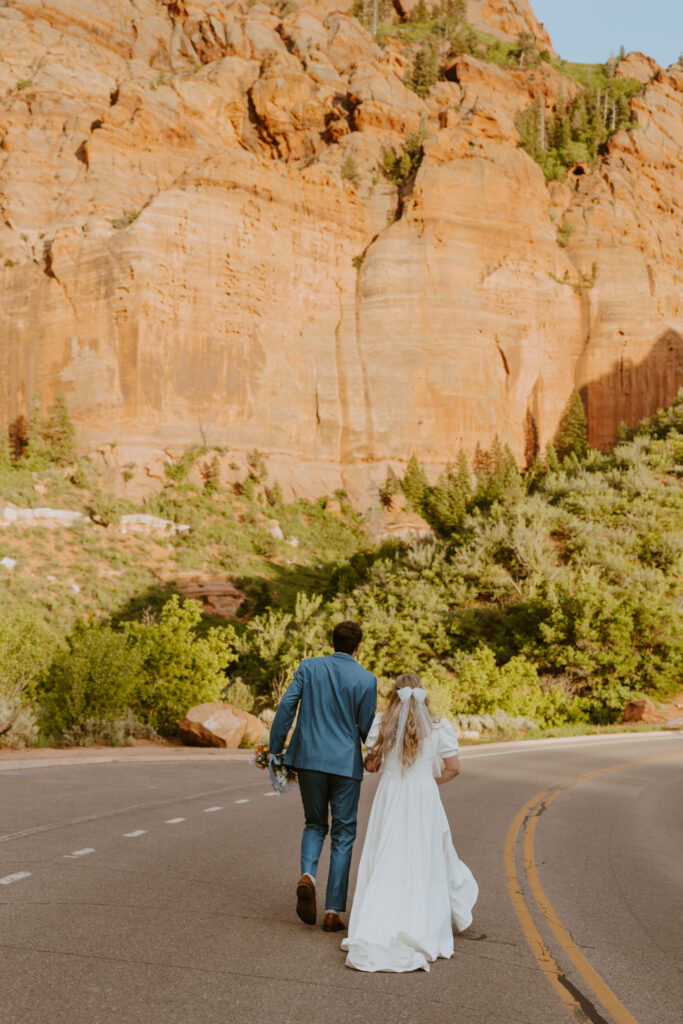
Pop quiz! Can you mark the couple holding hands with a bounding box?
[269,620,480,974]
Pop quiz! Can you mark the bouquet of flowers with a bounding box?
[250,742,298,794]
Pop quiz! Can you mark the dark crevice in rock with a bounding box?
[495,341,510,377]
[323,93,354,144]
[42,240,57,280]
[246,90,278,154]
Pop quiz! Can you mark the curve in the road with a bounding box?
[505,753,683,1024]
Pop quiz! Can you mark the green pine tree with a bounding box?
[406,43,439,99]
[409,0,429,22]
[454,448,473,504]
[614,421,630,444]
[555,390,588,460]
[523,453,545,492]
[544,442,560,472]
[474,437,521,507]
[22,394,50,467]
[425,463,467,534]
[402,455,428,509]
[44,393,76,465]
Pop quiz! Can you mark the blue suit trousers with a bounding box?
[297,769,362,913]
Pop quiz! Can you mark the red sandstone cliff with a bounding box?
[0,0,681,503]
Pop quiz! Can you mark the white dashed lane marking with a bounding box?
[263,792,278,797]
[0,872,32,885]
[2,794,275,889]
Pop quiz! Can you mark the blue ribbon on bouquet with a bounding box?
[268,753,289,795]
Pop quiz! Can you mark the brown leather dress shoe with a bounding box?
[322,912,346,932]
[296,875,316,926]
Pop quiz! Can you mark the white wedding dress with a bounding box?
[342,713,478,973]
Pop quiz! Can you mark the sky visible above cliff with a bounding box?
[532,0,682,68]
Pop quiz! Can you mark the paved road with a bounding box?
[1,735,681,1024]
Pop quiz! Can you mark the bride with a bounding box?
[341,673,479,973]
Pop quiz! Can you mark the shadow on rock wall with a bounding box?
[581,329,683,448]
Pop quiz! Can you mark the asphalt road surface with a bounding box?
[1,734,681,1024]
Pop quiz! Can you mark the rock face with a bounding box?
[178,702,266,747]
[0,1,681,505]
[464,0,555,57]
[172,573,245,619]
[616,52,661,84]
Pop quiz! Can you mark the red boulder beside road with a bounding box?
[622,699,658,724]
[179,703,267,748]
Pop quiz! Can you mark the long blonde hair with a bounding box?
[370,673,437,770]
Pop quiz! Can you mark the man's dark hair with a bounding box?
[332,620,362,654]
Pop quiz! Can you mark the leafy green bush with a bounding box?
[0,608,49,749]
[0,607,57,705]
[222,678,256,713]
[125,596,237,733]
[165,446,205,483]
[39,621,143,735]
[383,132,425,199]
[0,695,39,748]
[61,712,159,747]
[231,397,682,724]
[445,646,573,725]
[3,389,681,738]
[341,153,362,189]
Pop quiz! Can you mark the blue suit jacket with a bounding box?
[269,653,377,781]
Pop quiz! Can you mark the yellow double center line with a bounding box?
[504,755,682,1024]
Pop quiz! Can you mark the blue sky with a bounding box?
[531,0,682,68]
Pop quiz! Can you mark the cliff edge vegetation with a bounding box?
[1,392,681,746]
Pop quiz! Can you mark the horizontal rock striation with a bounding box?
[0,1,681,504]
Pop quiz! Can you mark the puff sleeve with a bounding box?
[364,713,382,751]
[436,717,460,758]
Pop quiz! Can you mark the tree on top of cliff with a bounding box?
[516,68,643,180]
[555,391,588,460]
[515,31,537,67]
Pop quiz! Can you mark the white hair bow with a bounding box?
[397,686,427,704]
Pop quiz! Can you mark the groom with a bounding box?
[269,620,377,932]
